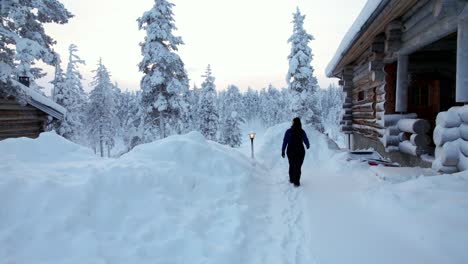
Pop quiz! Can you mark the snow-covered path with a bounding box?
[1,125,468,263]
[243,123,468,264]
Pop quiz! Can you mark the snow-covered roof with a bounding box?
[325,0,388,77]
[10,80,66,120]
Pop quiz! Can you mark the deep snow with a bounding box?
[1,125,468,263]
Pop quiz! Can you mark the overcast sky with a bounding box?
[37,0,367,94]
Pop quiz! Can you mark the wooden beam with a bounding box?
[400,15,458,55]
[457,18,468,103]
[0,104,37,111]
[396,55,409,112]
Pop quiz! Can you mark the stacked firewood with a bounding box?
[381,114,417,152]
[397,119,431,156]
[433,106,468,173]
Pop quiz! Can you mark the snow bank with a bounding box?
[325,0,386,77]
[0,132,95,164]
[370,166,438,183]
[364,171,468,262]
[0,131,258,264]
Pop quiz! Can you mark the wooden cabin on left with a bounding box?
[0,78,65,140]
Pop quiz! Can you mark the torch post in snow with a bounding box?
[249,133,256,160]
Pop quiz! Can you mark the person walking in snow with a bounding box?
[282,117,310,187]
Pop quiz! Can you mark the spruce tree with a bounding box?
[198,65,219,141]
[53,44,86,141]
[0,0,72,94]
[87,59,117,157]
[138,0,189,141]
[287,7,323,132]
[0,0,72,85]
[220,85,244,147]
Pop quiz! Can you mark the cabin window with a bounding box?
[358,91,365,101]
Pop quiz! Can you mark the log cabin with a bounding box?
[327,0,468,169]
[0,78,65,140]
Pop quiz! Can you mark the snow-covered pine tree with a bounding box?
[242,87,260,122]
[221,111,243,148]
[87,59,117,157]
[0,0,72,94]
[220,85,244,147]
[138,0,189,141]
[53,44,87,141]
[198,65,219,141]
[320,84,344,141]
[287,7,323,132]
[259,84,283,127]
[120,91,142,151]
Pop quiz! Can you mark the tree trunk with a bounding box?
[99,127,104,158]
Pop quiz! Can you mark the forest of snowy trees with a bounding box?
[0,0,344,157]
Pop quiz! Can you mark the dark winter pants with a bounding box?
[287,151,305,185]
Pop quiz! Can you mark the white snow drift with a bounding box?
[1,126,468,264]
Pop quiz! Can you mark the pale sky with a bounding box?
[37,0,367,94]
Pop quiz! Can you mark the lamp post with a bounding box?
[249,133,256,159]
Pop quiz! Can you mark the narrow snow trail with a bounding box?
[246,123,468,264]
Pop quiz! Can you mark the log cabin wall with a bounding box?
[0,98,47,140]
[349,35,386,142]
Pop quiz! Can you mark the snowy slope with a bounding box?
[0,132,262,264]
[1,127,468,263]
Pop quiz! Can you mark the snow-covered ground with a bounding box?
[1,125,468,263]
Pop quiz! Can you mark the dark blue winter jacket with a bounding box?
[282,128,310,153]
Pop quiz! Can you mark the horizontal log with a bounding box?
[354,119,384,130]
[0,119,44,126]
[403,1,433,32]
[353,112,375,119]
[433,126,460,146]
[410,134,431,147]
[399,132,411,142]
[353,126,384,139]
[371,71,385,82]
[0,110,47,121]
[341,126,353,133]
[342,114,353,121]
[0,104,37,111]
[399,140,427,156]
[383,135,400,147]
[0,124,43,133]
[0,99,21,105]
[0,131,41,138]
[385,125,400,136]
[352,102,374,112]
[383,113,418,127]
[352,70,371,84]
[375,102,385,112]
[397,119,431,134]
[400,15,458,55]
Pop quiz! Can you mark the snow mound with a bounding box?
[0,131,257,264]
[363,171,468,260]
[0,132,95,164]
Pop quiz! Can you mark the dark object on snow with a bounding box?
[282,117,310,186]
[346,150,400,167]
